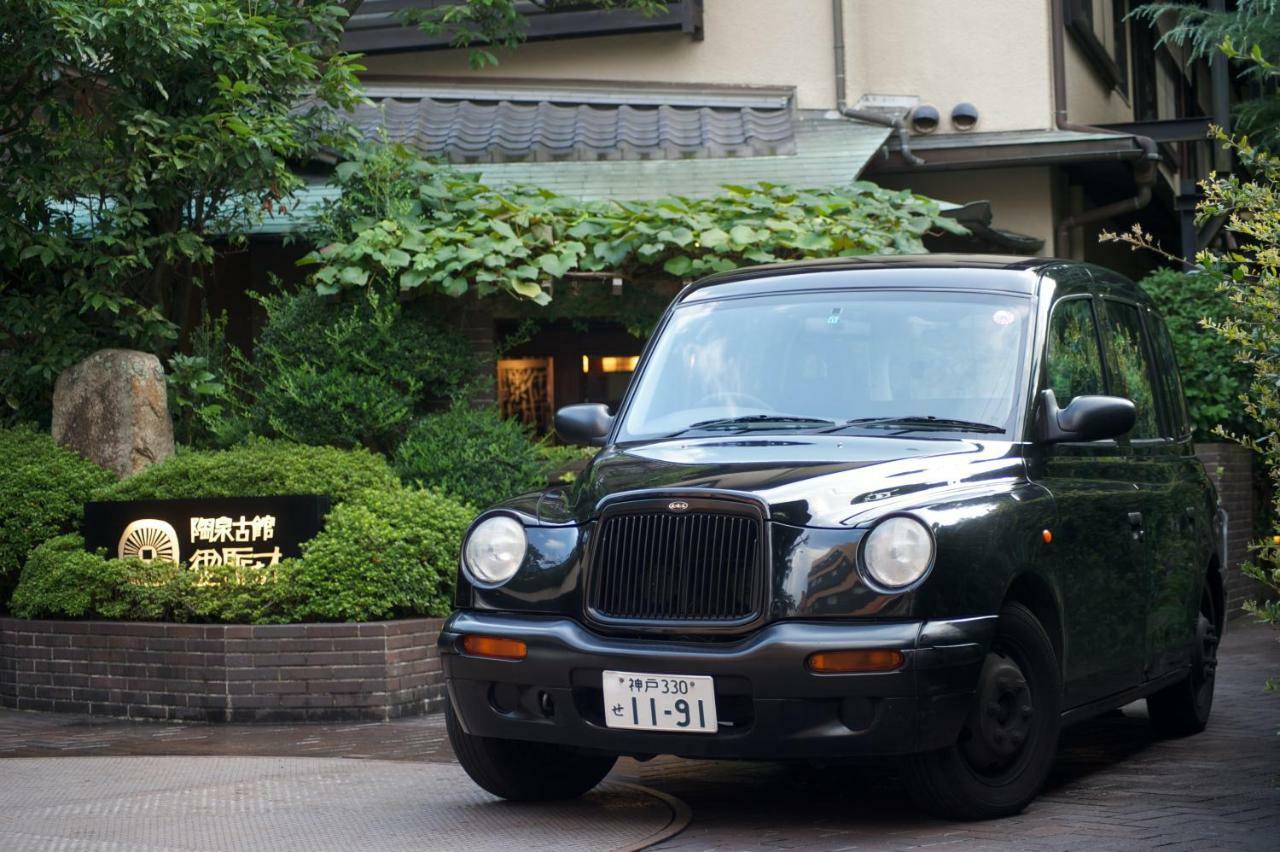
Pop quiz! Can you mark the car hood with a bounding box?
[543,434,1026,528]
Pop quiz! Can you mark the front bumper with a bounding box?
[440,612,996,760]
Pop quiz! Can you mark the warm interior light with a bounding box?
[581,355,590,374]
[599,355,639,373]
[807,648,904,674]
[461,635,527,660]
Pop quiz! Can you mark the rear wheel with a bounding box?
[1146,592,1219,737]
[446,700,617,801]
[901,602,1062,820]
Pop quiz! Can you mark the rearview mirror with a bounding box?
[1037,389,1135,443]
[555,403,614,446]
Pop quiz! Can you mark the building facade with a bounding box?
[331,0,1231,423]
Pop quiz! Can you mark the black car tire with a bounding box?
[900,602,1062,821]
[446,700,617,801]
[1146,601,1218,738]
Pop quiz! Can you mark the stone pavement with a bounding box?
[0,622,1276,851]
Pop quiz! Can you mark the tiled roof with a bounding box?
[346,96,796,163]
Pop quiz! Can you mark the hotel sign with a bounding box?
[83,495,330,567]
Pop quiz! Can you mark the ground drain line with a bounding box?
[607,781,693,852]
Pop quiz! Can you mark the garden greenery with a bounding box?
[302,144,967,309]
[0,426,115,609]
[9,439,474,623]
[1104,130,1280,682]
[1138,268,1254,440]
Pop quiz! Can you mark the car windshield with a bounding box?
[617,289,1032,441]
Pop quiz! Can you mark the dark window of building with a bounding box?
[1067,0,1130,97]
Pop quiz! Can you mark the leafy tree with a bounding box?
[1133,1,1280,150]
[0,0,365,423]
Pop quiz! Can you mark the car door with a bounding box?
[1026,281,1148,708]
[1107,301,1206,681]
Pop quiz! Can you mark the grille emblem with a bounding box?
[668,500,689,512]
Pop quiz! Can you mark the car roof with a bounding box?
[677,254,1144,303]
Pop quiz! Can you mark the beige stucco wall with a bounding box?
[876,167,1058,253]
[844,0,1055,133]
[1063,33,1135,126]
[361,0,839,110]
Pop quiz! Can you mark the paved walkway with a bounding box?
[1,622,1277,851]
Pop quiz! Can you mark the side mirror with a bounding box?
[555,403,614,446]
[1037,389,1135,443]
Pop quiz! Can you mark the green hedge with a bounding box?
[96,439,399,503]
[1139,268,1254,439]
[393,404,548,509]
[0,426,115,608]
[11,441,474,623]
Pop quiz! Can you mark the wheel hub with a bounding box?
[961,652,1034,773]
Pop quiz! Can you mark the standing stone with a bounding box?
[51,349,175,477]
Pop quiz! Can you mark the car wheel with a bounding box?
[901,602,1062,820]
[445,699,617,801]
[1146,594,1218,737]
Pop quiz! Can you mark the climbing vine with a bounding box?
[302,143,968,311]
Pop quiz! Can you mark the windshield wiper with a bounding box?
[660,414,835,438]
[824,415,1006,434]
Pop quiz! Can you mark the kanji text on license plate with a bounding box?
[602,670,717,733]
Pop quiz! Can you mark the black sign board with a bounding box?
[83,495,330,567]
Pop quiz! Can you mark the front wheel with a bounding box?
[446,700,617,801]
[900,602,1062,820]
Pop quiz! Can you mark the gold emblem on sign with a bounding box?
[118,519,180,563]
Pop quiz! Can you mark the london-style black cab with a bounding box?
[441,255,1225,819]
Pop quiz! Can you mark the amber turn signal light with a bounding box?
[806,648,905,674]
[461,635,527,660]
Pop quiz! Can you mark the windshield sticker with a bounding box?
[992,309,1016,326]
[827,308,842,325]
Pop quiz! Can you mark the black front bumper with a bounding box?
[440,612,996,760]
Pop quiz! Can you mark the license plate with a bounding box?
[602,670,718,734]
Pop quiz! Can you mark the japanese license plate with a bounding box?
[602,670,718,734]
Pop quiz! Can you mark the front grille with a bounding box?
[588,507,763,625]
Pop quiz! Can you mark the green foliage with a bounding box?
[1103,129,1280,685]
[282,486,473,622]
[95,439,399,504]
[0,0,364,424]
[303,144,966,308]
[1132,1,1280,151]
[1138,268,1254,439]
[394,405,548,509]
[0,426,115,609]
[248,286,473,453]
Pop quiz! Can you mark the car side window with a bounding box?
[1100,300,1161,440]
[1044,298,1105,406]
[1147,312,1191,439]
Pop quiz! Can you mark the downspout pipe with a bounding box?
[1050,0,1159,257]
[833,0,926,167]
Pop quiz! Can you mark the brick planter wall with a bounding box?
[0,617,445,723]
[1196,442,1268,617]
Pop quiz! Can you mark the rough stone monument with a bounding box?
[51,349,175,477]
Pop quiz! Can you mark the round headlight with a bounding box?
[862,516,934,590]
[463,516,527,587]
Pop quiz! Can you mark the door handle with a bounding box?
[1128,511,1145,541]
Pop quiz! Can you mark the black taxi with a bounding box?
[440,256,1224,819]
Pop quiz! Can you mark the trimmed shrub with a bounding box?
[11,486,472,624]
[95,439,399,504]
[1139,268,1254,439]
[249,288,473,453]
[281,486,474,622]
[393,405,547,509]
[0,426,114,608]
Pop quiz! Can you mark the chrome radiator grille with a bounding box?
[588,507,763,625]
